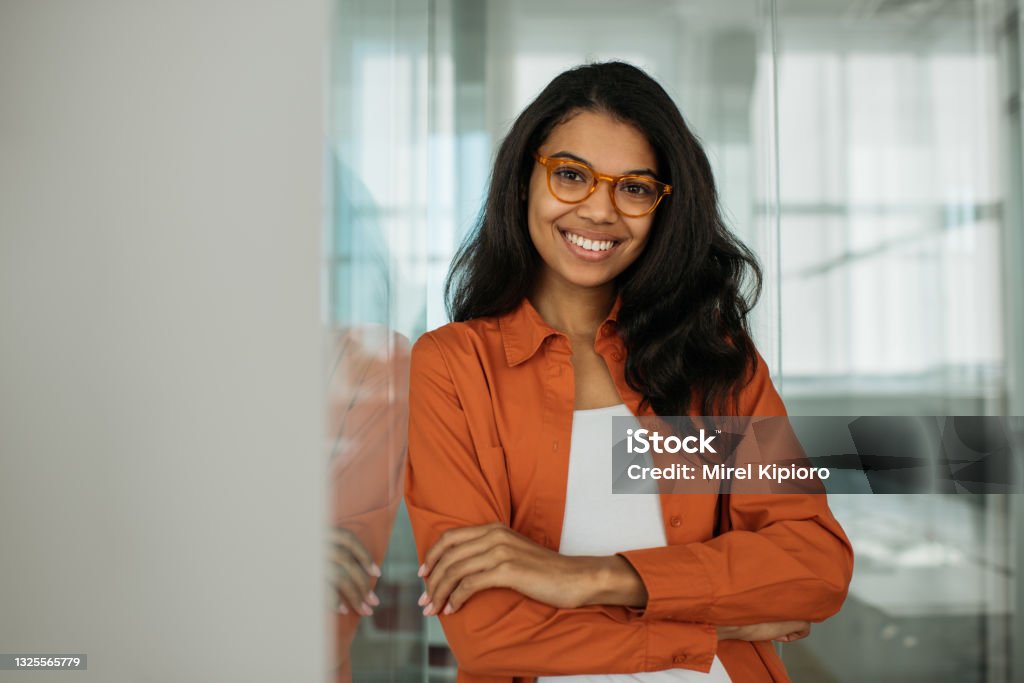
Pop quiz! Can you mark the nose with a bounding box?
[576,179,618,223]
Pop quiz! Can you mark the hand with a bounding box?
[418,522,603,615]
[328,527,381,616]
[717,621,811,643]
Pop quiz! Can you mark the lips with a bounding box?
[563,231,616,252]
[558,228,624,261]
[559,228,622,252]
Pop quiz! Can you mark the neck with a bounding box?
[530,273,615,338]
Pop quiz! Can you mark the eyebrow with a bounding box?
[549,150,658,178]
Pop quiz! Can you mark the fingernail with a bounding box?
[366,591,380,606]
[417,564,427,577]
[337,602,349,615]
[359,602,373,616]
[422,601,434,616]
[417,590,429,607]
[443,603,454,615]
[370,563,382,577]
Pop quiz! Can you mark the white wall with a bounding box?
[0,2,328,681]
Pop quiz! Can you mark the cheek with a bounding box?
[528,189,569,230]
[526,194,558,253]
[527,170,549,213]
[630,218,655,248]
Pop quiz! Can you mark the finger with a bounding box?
[325,576,357,615]
[773,627,810,643]
[765,621,808,640]
[424,528,512,612]
[428,545,510,615]
[776,621,808,632]
[331,565,370,615]
[329,556,374,615]
[423,527,503,602]
[447,563,510,612]
[331,528,380,577]
[422,523,503,577]
[330,546,372,599]
[325,581,349,613]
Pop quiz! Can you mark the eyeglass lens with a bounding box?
[548,160,660,215]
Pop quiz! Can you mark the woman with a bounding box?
[403,61,853,682]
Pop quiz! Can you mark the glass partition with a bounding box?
[327,2,429,682]
[774,0,1019,680]
[329,1,1021,680]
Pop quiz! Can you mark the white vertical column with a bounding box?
[0,1,328,681]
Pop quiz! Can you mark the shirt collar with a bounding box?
[498,295,622,367]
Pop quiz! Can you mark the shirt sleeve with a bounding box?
[404,332,719,677]
[617,350,855,625]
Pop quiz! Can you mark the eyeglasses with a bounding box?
[533,152,672,218]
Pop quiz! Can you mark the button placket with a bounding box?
[538,335,575,552]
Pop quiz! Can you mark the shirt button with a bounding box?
[669,516,682,527]
[552,441,558,451]
[672,655,688,664]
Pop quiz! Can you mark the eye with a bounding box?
[552,163,590,184]
[619,179,656,196]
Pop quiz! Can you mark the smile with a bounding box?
[560,229,620,253]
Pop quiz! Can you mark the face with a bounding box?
[527,109,659,295]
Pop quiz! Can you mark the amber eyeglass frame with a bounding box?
[533,152,672,217]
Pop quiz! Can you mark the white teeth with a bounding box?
[564,231,616,252]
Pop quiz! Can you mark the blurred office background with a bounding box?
[6,1,1019,682]
[330,0,1024,681]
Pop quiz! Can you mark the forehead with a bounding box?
[540,110,657,173]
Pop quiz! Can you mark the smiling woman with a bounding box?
[527,111,659,287]
[404,61,853,683]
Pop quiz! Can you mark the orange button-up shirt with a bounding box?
[404,297,853,683]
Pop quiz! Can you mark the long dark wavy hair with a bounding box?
[445,61,763,416]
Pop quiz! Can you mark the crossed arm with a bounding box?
[404,333,852,676]
[417,522,813,644]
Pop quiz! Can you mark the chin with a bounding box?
[560,267,619,290]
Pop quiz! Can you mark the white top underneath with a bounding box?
[536,403,731,683]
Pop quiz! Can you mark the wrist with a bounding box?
[575,555,648,609]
